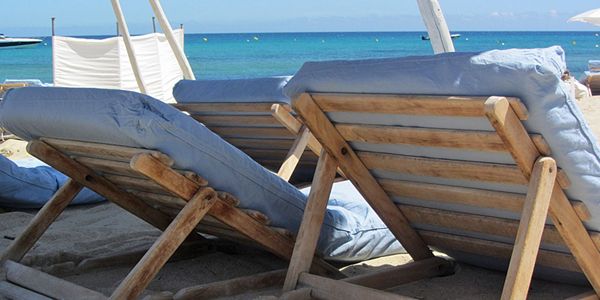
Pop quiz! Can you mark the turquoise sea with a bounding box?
[1,31,600,83]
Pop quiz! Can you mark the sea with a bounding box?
[1,31,600,83]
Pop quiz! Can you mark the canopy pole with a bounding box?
[148,0,196,80]
[416,0,455,54]
[110,0,147,94]
[51,17,56,36]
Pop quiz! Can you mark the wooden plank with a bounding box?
[227,138,295,150]
[173,269,285,300]
[244,148,317,161]
[5,260,107,300]
[312,93,526,119]
[41,138,173,166]
[360,151,527,185]
[26,140,173,231]
[400,206,563,247]
[344,257,454,290]
[501,157,557,300]
[298,272,416,300]
[110,188,217,300]
[0,281,52,300]
[130,153,200,200]
[192,115,281,126]
[381,179,590,222]
[104,174,169,195]
[1,180,82,263]
[278,126,311,181]
[210,126,295,139]
[174,102,284,113]
[420,231,580,272]
[485,96,600,294]
[128,190,187,209]
[283,151,338,291]
[337,124,507,152]
[293,93,433,261]
[241,209,271,226]
[75,156,142,177]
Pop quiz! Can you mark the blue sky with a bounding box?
[2,0,600,36]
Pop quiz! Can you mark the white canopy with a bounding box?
[52,30,184,103]
[569,8,600,26]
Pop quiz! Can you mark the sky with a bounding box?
[2,0,600,36]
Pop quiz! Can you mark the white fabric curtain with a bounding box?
[52,29,185,103]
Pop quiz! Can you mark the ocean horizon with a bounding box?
[2,31,600,83]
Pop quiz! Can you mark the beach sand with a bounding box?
[1,97,600,299]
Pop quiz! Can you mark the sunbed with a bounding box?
[281,46,600,299]
[173,77,320,183]
[0,87,403,299]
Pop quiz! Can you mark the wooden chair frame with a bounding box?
[0,137,341,299]
[281,93,600,299]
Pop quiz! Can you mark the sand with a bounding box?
[1,98,600,299]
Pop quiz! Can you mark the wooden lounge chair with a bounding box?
[174,102,320,183]
[281,92,600,299]
[0,137,341,299]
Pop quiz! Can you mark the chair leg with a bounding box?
[283,151,338,292]
[501,157,557,300]
[1,179,83,264]
[277,126,311,182]
[109,188,217,300]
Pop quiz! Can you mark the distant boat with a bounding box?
[0,34,42,48]
[421,33,461,41]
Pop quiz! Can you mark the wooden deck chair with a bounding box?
[281,93,600,299]
[174,102,321,183]
[0,137,342,300]
[584,73,600,96]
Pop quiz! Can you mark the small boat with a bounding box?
[421,33,461,40]
[0,34,42,48]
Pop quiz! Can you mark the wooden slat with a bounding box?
[175,102,284,113]
[381,179,591,222]
[128,190,187,209]
[27,140,173,231]
[502,157,556,300]
[336,124,507,152]
[104,174,169,195]
[110,188,217,300]
[1,180,83,263]
[485,96,600,294]
[293,93,433,261]
[360,151,527,185]
[41,138,173,165]
[400,206,563,246]
[5,260,107,300]
[420,231,580,272]
[227,138,295,150]
[210,126,295,139]
[75,156,141,177]
[298,272,415,300]
[244,148,317,161]
[283,151,338,291]
[192,115,281,126]
[312,93,527,120]
[344,257,454,290]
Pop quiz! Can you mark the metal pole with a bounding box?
[148,0,196,80]
[116,22,120,36]
[111,0,147,93]
[416,0,455,54]
[51,17,56,36]
[152,17,156,33]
